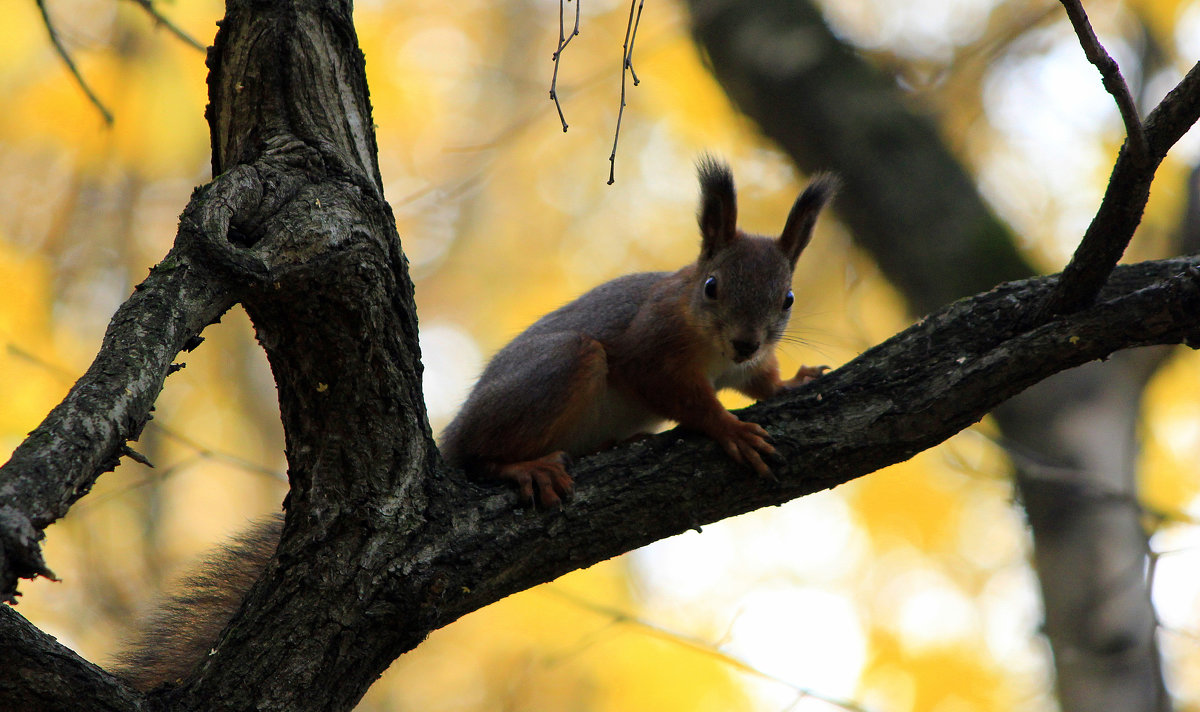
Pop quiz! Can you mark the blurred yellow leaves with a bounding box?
[367,564,750,712]
[1127,0,1189,48]
[1,0,214,179]
[847,454,970,552]
[0,237,68,448]
[862,632,1018,712]
[1142,349,1200,525]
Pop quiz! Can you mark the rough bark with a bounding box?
[1,0,1200,710]
[0,606,146,712]
[685,1,1193,709]
[0,250,233,599]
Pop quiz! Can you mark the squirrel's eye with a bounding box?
[703,276,718,300]
[783,289,794,310]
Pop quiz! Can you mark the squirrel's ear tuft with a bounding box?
[697,155,738,260]
[779,172,839,266]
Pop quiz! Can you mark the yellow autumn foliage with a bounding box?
[3,1,1200,711]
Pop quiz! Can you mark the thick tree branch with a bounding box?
[377,261,1200,633]
[0,606,145,712]
[5,255,1198,712]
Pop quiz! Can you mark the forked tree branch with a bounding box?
[607,0,645,184]
[550,0,581,131]
[0,165,276,602]
[2,252,1200,710]
[1038,4,1200,319]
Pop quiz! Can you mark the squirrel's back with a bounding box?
[521,271,668,343]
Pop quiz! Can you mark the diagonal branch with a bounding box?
[122,0,206,52]
[0,166,274,602]
[0,606,145,711]
[36,0,113,126]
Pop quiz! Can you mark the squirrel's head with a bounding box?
[690,156,837,364]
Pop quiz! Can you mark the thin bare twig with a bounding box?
[607,0,644,185]
[35,0,114,126]
[1058,0,1148,162]
[549,0,581,132]
[122,0,206,51]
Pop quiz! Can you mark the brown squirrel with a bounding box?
[440,157,837,506]
[110,158,836,689]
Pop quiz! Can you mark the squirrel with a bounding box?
[109,157,836,690]
[440,157,837,506]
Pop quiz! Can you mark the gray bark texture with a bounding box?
[0,0,1199,710]
[685,0,1189,709]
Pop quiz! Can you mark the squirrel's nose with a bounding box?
[731,339,759,361]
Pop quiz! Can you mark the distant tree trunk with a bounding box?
[687,0,1172,709]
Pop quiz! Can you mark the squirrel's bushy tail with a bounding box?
[109,514,283,690]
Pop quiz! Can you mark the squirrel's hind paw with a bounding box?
[495,452,575,508]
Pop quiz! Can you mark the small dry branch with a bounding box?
[36,0,113,126]
[123,0,207,51]
[550,0,581,131]
[607,0,645,185]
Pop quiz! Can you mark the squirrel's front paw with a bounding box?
[783,364,828,388]
[710,415,777,478]
[495,452,575,508]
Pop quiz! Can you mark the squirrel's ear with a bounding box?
[779,172,839,266]
[697,156,738,260]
